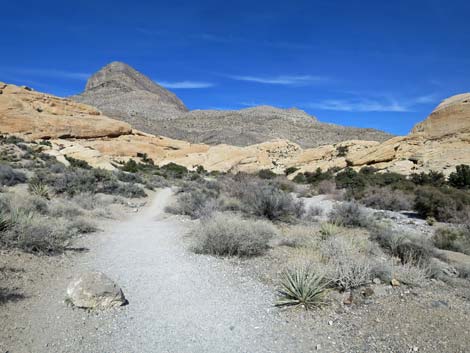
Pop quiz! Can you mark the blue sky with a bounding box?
[1,0,469,135]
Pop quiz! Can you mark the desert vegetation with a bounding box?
[0,135,155,254]
[158,161,470,310]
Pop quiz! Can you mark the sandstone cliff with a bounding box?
[1,82,469,176]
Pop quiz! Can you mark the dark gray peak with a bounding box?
[71,61,188,124]
[84,61,173,96]
[71,62,393,148]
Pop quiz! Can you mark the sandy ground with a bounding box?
[1,189,470,353]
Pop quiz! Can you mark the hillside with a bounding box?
[71,62,393,148]
[71,62,188,129]
[1,81,469,176]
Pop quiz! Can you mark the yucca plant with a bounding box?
[319,222,340,239]
[276,266,329,310]
[0,212,12,232]
[28,180,51,200]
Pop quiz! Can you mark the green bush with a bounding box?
[258,169,277,179]
[410,171,446,187]
[284,167,299,176]
[361,186,413,211]
[448,165,470,189]
[414,186,470,222]
[64,155,92,169]
[191,213,277,257]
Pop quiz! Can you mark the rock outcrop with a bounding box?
[0,82,132,140]
[2,82,470,176]
[71,61,188,129]
[66,272,127,309]
[70,62,393,148]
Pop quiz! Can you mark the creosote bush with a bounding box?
[361,186,413,211]
[191,212,277,257]
[0,165,27,186]
[432,227,470,255]
[328,201,369,228]
[320,236,372,290]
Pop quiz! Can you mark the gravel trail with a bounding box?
[5,188,317,353]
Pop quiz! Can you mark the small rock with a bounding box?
[343,291,353,305]
[391,278,400,287]
[361,287,374,297]
[372,278,381,285]
[431,300,449,308]
[66,271,127,310]
[316,344,321,350]
[328,320,333,326]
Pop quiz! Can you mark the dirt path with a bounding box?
[3,188,317,353]
[4,189,470,353]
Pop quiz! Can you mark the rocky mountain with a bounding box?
[71,62,188,130]
[71,62,393,148]
[1,82,469,176]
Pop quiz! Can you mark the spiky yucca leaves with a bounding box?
[319,222,340,239]
[28,180,51,200]
[0,212,12,232]
[276,266,329,310]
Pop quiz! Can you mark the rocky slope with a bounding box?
[1,82,469,176]
[71,62,393,148]
[71,62,188,129]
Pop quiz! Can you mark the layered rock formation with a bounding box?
[1,82,469,176]
[71,62,188,130]
[71,62,393,148]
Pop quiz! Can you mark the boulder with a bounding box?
[66,271,127,309]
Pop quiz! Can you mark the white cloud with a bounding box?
[157,80,215,89]
[305,99,410,112]
[229,74,328,86]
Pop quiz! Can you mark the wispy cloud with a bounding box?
[304,95,438,113]
[229,74,328,86]
[8,68,90,81]
[157,80,215,89]
[305,99,410,112]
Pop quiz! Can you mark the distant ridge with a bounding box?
[71,62,394,148]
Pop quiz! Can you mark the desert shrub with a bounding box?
[414,186,470,222]
[336,145,349,157]
[191,213,277,257]
[410,170,446,187]
[64,155,91,169]
[115,171,144,184]
[361,186,413,211]
[69,217,98,234]
[392,261,430,287]
[369,225,433,265]
[0,209,74,254]
[294,168,334,185]
[48,199,84,218]
[166,182,219,219]
[276,266,329,309]
[284,167,299,176]
[258,169,277,179]
[335,168,366,195]
[0,165,26,186]
[328,201,369,227]
[42,168,146,198]
[320,236,372,290]
[244,184,304,221]
[302,205,324,222]
[316,180,336,195]
[432,227,470,255]
[448,164,470,189]
[160,163,188,178]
